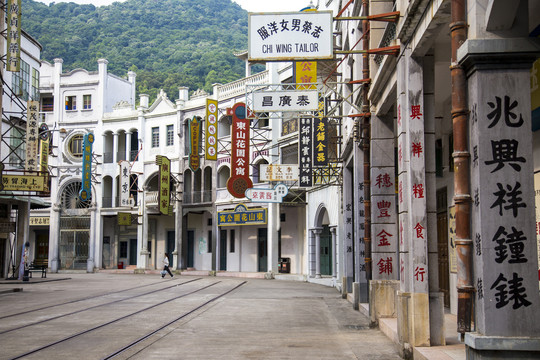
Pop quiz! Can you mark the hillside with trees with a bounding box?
[22,0,252,102]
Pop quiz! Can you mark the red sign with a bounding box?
[227,103,253,198]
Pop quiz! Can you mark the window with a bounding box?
[68,134,84,158]
[9,125,25,168]
[65,96,76,110]
[230,229,235,253]
[41,97,53,112]
[31,68,40,101]
[166,124,174,146]
[11,60,29,100]
[152,127,159,148]
[83,95,92,110]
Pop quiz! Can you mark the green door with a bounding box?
[167,231,175,265]
[187,230,194,268]
[129,238,137,266]
[258,228,267,272]
[320,225,332,276]
[220,229,227,271]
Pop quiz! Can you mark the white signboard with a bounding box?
[245,183,288,203]
[119,161,131,207]
[248,11,333,61]
[252,90,318,112]
[260,164,299,181]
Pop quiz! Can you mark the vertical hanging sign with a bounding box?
[156,155,171,215]
[299,117,313,187]
[79,133,94,201]
[227,103,253,198]
[295,61,317,90]
[119,161,131,207]
[189,116,201,172]
[206,99,218,160]
[313,117,328,166]
[25,101,39,172]
[7,0,21,72]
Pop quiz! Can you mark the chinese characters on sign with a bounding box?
[26,101,39,172]
[119,161,131,207]
[7,0,21,72]
[248,11,333,61]
[79,133,94,201]
[206,99,218,161]
[260,164,299,182]
[227,103,253,198]
[218,204,267,226]
[156,155,171,216]
[29,217,49,226]
[245,183,288,203]
[295,61,317,90]
[2,175,46,191]
[252,90,318,112]
[189,116,201,172]
[313,117,328,166]
[299,117,313,187]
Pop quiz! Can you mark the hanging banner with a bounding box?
[295,61,317,90]
[252,90,318,112]
[313,117,328,166]
[79,133,94,201]
[119,161,131,207]
[156,155,171,216]
[206,99,218,160]
[118,212,132,226]
[26,101,39,172]
[189,116,201,171]
[6,0,21,72]
[218,203,267,226]
[227,103,253,198]
[299,117,313,187]
[248,11,333,61]
[39,138,49,192]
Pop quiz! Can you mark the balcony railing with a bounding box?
[103,152,113,164]
[183,190,213,205]
[217,70,269,100]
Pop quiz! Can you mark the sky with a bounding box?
[35,0,318,12]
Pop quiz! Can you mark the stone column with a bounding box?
[125,131,132,162]
[87,205,97,273]
[330,226,337,279]
[49,203,61,273]
[112,132,118,165]
[313,228,322,278]
[342,162,354,292]
[370,113,399,323]
[267,202,279,274]
[397,46,430,347]
[354,143,368,302]
[137,186,149,270]
[308,229,315,277]
[174,183,183,270]
[460,32,540,359]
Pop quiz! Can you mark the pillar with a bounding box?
[137,186,149,270]
[87,205,96,273]
[313,228,322,278]
[267,202,279,273]
[112,132,118,165]
[126,131,132,162]
[49,203,61,273]
[174,183,183,270]
[397,45,430,347]
[354,143,368,302]
[330,226,337,279]
[459,10,540,356]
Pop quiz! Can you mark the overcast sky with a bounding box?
[34,0,317,12]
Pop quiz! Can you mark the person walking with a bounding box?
[162,253,173,278]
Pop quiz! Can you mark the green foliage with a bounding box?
[22,0,249,101]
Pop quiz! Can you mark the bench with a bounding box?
[28,258,48,278]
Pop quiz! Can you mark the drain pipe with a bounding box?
[362,0,372,284]
[450,0,473,338]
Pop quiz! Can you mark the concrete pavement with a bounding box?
[0,272,401,359]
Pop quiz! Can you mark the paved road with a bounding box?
[0,273,401,359]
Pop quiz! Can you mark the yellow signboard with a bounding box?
[2,175,46,191]
[30,217,50,226]
[118,212,132,226]
[295,61,317,90]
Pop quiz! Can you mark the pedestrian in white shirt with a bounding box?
[161,253,173,278]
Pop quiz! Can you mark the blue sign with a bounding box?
[79,133,94,201]
[218,204,267,226]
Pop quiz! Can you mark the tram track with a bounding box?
[0,277,194,320]
[0,278,202,335]
[6,280,247,360]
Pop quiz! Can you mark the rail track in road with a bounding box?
[4,279,246,360]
